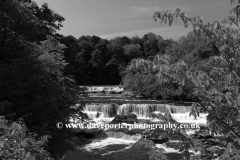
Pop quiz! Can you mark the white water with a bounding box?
[71,87,208,159]
[85,103,118,117]
[171,113,208,124]
[72,109,207,126]
[81,138,181,155]
[81,138,135,152]
[72,102,207,125]
[106,131,142,141]
[82,86,124,92]
[84,103,184,118]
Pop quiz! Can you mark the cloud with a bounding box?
[130,6,161,14]
[100,25,184,39]
[130,5,190,15]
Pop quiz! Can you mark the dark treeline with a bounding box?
[58,33,174,85]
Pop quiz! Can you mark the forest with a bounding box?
[60,31,218,101]
[60,27,217,101]
[1,0,240,160]
[60,33,174,85]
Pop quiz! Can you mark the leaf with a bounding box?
[236,5,240,22]
[212,21,218,30]
[179,12,185,22]
[153,12,162,22]
[162,11,168,24]
[219,44,227,52]
[167,11,174,27]
[153,12,158,22]
[157,12,164,27]
[163,15,168,24]
[198,16,204,24]
[181,78,185,86]
[184,18,188,28]
[160,19,163,27]
[175,8,182,23]
[230,5,240,24]
[228,15,239,26]
[230,7,236,14]
[193,23,197,35]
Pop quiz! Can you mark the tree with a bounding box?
[165,31,212,71]
[75,51,91,84]
[142,32,162,59]
[124,44,143,63]
[123,56,188,100]
[90,49,104,68]
[117,36,131,46]
[0,1,86,159]
[133,1,240,159]
[60,35,81,78]
[90,35,102,46]
[157,39,175,55]
[130,35,144,49]
[0,0,65,47]
[95,39,109,63]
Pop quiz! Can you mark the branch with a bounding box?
[180,83,240,138]
[179,15,216,47]
[196,99,240,138]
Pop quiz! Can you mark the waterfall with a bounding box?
[85,103,118,117]
[84,103,177,118]
[83,86,124,92]
[105,131,142,141]
[117,104,171,118]
[84,111,104,119]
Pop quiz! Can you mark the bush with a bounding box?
[0,116,52,160]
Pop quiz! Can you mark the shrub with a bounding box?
[0,116,52,160]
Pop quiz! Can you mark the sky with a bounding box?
[34,0,232,40]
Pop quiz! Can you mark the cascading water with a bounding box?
[106,131,142,141]
[84,103,177,118]
[117,104,171,118]
[83,86,124,92]
[85,103,118,117]
[65,86,207,160]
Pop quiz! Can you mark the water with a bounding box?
[79,85,124,93]
[65,86,207,160]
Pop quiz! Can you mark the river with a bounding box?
[64,86,207,160]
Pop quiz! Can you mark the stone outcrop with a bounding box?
[111,114,138,124]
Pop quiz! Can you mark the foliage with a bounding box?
[0,0,86,159]
[59,30,175,85]
[0,116,52,160]
[123,57,191,101]
[0,0,64,45]
[131,0,240,159]
[124,44,143,63]
[165,31,212,67]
